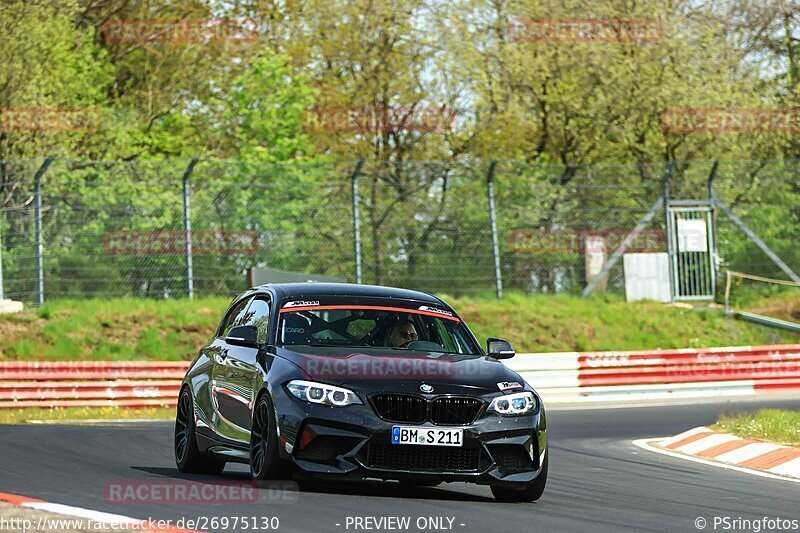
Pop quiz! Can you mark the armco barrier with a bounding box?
[2,344,799,409]
[504,344,800,403]
[0,361,189,409]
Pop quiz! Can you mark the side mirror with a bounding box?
[226,325,259,348]
[487,337,515,359]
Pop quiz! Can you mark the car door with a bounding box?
[210,294,271,445]
[194,295,250,439]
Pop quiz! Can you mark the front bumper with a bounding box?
[274,388,547,487]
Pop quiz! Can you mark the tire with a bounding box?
[250,393,291,480]
[175,387,226,475]
[490,451,548,503]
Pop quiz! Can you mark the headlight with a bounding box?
[286,380,362,407]
[488,391,536,416]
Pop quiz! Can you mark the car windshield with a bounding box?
[278,300,481,355]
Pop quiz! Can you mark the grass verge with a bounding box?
[450,292,798,353]
[0,293,797,361]
[712,409,800,447]
[0,406,175,425]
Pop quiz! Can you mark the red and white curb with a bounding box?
[633,426,800,482]
[0,492,195,532]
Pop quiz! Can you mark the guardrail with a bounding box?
[2,344,798,409]
[504,344,800,403]
[0,362,188,409]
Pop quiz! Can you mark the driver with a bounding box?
[386,320,418,347]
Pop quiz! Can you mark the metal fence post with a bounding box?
[486,160,503,299]
[0,203,4,301]
[350,159,365,284]
[662,161,674,301]
[0,161,4,298]
[182,158,199,299]
[33,156,55,306]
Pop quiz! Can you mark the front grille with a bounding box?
[370,394,427,423]
[430,397,482,425]
[366,443,480,472]
[370,394,483,425]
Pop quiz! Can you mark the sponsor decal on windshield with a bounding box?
[418,306,453,317]
[279,304,461,321]
[283,300,320,308]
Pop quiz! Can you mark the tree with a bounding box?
[0,0,113,160]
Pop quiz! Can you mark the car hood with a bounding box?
[276,345,525,396]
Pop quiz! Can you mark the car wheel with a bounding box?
[490,451,548,503]
[175,387,226,475]
[250,393,291,480]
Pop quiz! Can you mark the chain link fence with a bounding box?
[0,157,797,304]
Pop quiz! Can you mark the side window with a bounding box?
[244,297,271,344]
[219,297,252,338]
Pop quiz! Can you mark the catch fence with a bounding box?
[0,157,796,303]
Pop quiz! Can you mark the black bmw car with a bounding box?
[175,283,547,502]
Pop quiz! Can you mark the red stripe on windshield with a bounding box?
[279,304,461,322]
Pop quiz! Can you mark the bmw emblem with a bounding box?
[420,384,434,393]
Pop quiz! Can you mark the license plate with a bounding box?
[391,426,463,447]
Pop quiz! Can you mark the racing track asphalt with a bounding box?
[2,397,800,533]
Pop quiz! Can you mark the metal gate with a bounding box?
[666,202,716,300]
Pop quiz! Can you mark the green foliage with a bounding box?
[3,0,800,163]
[0,297,230,360]
[0,0,114,158]
[1,0,798,300]
[224,54,317,163]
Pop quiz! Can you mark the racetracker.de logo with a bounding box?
[104,480,298,504]
[661,108,800,133]
[300,354,495,380]
[508,18,663,43]
[508,229,664,255]
[304,106,457,133]
[303,355,456,379]
[104,230,258,255]
[102,18,260,44]
[0,108,102,132]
